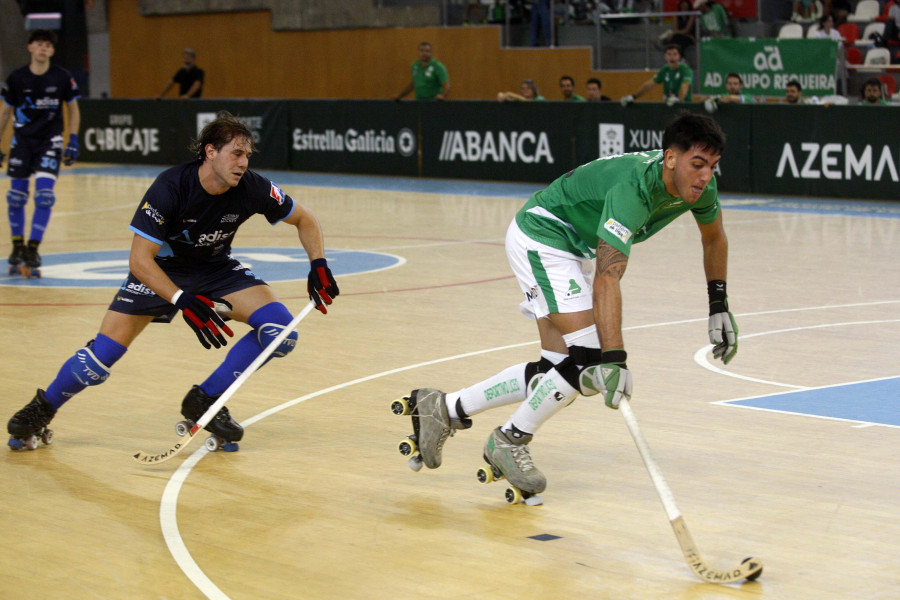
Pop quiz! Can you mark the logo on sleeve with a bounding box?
[269,183,285,205]
[604,218,632,243]
[141,201,165,225]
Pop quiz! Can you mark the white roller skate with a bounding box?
[479,426,545,505]
[391,388,471,471]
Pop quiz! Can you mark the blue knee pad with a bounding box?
[7,188,28,209]
[249,302,297,359]
[257,323,298,358]
[71,346,112,386]
[34,178,56,209]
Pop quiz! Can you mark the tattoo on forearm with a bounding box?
[596,240,628,278]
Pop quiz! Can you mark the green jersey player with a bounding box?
[396,112,738,504]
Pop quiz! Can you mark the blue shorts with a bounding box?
[108,256,266,318]
[7,134,63,179]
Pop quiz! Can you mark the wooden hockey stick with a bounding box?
[133,301,316,465]
[619,398,764,583]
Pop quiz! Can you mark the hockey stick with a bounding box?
[619,398,763,583]
[133,301,317,465]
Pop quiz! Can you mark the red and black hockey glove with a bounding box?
[174,291,234,349]
[307,258,339,314]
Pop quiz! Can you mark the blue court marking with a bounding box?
[69,165,900,215]
[0,247,401,288]
[717,376,900,428]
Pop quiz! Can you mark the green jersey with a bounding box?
[515,150,720,258]
[653,63,693,101]
[411,59,449,99]
[565,94,586,102]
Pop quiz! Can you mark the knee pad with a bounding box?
[71,346,112,386]
[7,188,28,209]
[34,188,56,209]
[257,323,298,358]
[555,345,605,394]
[524,356,554,393]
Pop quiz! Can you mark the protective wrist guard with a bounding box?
[707,280,728,315]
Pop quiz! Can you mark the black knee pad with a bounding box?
[524,356,554,386]
[555,346,604,389]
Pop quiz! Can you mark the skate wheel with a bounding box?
[476,466,495,484]
[204,436,221,452]
[175,420,192,436]
[41,428,53,445]
[408,455,424,472]
[8,437,25,450]
[505,486,524,505]
[7,266,16,275]
[398,436,417,457]
[390,396,411,416]
[222,442,239,452]
[524,494,543,506]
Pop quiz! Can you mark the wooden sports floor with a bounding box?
[1,166,898,600]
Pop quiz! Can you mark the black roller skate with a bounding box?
[19,239,42,278]
[8,389,57,451]
[7,238,25,276]
[177,385,243,452]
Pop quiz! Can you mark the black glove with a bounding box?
[63,134,79,166]
[307,258,339,314]
[174,291,234,349]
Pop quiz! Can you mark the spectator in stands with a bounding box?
[585,77,613,101]
[559,75,586,101]
[658,0,697,53]
[621,44,693,105]
[824,0,851,26]
[782,79,821,104]
[814,14,844,41]
[884,1,900,45]
[790,0,820,22]
[695,0,731,38]
[464,0,488,24]
[530,0,552,46]
[862,77,891,104]
[156,48,204,100]
[393,42,450,101]
[498,79,547,102]
[703,72,755,112]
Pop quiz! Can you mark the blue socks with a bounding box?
[45,334,127,409]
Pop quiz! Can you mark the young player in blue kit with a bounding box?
[6,112,339,451]
[0,29,81,278]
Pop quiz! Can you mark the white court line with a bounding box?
[160,300,900,599]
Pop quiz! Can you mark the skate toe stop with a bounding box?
[524,495,544,506]
[223,442,240,452]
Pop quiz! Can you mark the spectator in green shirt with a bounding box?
[695,0,730,38]
[559,75,586,101]
[393,42,450,101]
[621,44,693,106]
[862,78,891,105]
[498,79,547,102]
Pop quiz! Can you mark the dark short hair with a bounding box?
[863,77,882,89]
[189,111,257,162]
[726,72,742,83]
[586,77,602,88]
[786,79,802,92]
[28,29,57,47]
[662,112,726,156]
[664,43,683,56]
[559,75,575,86]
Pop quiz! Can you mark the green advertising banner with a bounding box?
[700,38,838,97]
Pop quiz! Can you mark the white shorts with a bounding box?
[505,220,594,320]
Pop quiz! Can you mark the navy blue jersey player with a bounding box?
[0,29,81,278]
[6,112,339,451]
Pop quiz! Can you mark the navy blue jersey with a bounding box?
[1,63,79,140]
[129,162,295,269]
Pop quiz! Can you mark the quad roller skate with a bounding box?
[391,388,471,472]
[177,385,243,452]
[18,240,42,278]
[7,239,25,276]
[478,426,545,506]
[8,389,56,451]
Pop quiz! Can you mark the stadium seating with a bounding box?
[838,22,860,44]
[856,21,886,45]
[848,0,880,23]
[877,74,897,96]
[778,23,804,39]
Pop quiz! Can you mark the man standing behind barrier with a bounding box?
[393,42,450,101]
[621,44,693,106]
[156,48,205,100]
[704,72,755,112]
[0,29,80,279]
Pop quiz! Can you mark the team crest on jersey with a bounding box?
[141,201,165,225]
[270,183,285,205]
